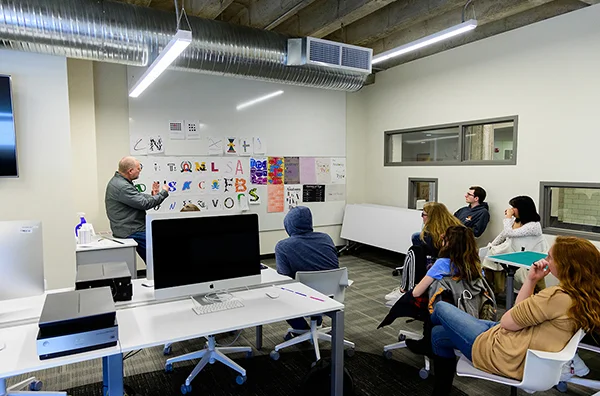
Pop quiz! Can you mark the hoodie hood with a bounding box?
[284,206,314,236]
[472,202,489,212]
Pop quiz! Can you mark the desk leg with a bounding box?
[504,266,517,310]
[0,378,7,396]
[102,353,124,396]
[330,309,345,396]
[255,325,263,350]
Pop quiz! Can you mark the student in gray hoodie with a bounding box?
[454,186,490,238]
[275,206,339,330]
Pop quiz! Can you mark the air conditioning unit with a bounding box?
[287,37,372,74]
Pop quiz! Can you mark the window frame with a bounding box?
[540,181,600,241]
[384,115,519,166]
[408,178,438,210]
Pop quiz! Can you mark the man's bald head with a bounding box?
[118,156,142,181]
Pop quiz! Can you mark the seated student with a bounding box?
[380,226,494,356]
[428,236,600,395]
[275,206,338,330]
[388,203,464,303]
[454,186,490,238]
[482,195,547,293]
[181,203,200,212]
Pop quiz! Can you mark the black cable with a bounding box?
[123,349,142,361]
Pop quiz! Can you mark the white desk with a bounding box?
[117,281,346,395]
[76,238,138,279]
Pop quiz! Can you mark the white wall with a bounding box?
[0,50,75,289]
[348,5,600,245]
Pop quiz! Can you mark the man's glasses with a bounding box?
[466,192,475,197]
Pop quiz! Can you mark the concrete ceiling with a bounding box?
[115,0,595,71]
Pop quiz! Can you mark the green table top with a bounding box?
[487,251,548,268]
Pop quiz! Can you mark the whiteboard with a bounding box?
[127,68,347,231]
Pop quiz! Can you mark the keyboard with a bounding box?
[192,297,245,315]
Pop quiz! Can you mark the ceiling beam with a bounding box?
[578,0,600,4]
[373,0,586,70]
[186,0,236,19]
[237,0,318,30]
[273,0,397,39]
[326,0,465,46]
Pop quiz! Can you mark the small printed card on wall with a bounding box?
[238,137,253,156]
[331,158,346,184]
[315,158,331,184]
[254,137,266,155]
[225,137,238,155]
[169,121,185,140]
[303,184,325,203]
[248,187,261,204]
[268,184,284,213]
[285,185,302,210]
[326,184,346,202]
[207,137,223,155]
[267,157,284,184]
[284,157,300,184]
[185,120,201,140]
[130,135,148,155]
[148,135,165,154]
[299,157,317,184]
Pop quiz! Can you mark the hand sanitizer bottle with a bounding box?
[75,212,87,237]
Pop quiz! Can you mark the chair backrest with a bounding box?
[295,267,350,303]
[519,329,585,392]
[510,234,549,254]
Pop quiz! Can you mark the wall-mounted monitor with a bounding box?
[0,75,18,178]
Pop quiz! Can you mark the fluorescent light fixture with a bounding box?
[129,29,192,98]
[372,19,477,65]
[236,90,284,111]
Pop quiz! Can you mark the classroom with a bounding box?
[1,0,600,395]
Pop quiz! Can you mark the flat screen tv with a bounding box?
[0,75,18,177]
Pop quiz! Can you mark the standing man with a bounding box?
[105,156,169,264]
[454,186,490,238]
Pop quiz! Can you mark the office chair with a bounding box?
[555,341,600,393]
[165,333,253,393]
[269,267,355,363]
[457,329,585,395]
[383,328,431,378]
[0,377,65,395]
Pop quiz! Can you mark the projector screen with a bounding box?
[0,75,18,177]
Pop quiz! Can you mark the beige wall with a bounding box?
[0,50,75,289]
[347,5,600,246]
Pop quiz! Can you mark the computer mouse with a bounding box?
[266,291,279,299]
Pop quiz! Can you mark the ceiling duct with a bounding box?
[0,0,369,91]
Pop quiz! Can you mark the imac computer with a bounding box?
[146,212,261,300]
[0,220,45,300]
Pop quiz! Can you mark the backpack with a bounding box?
[300,358,355,396]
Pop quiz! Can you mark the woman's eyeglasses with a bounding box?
[421,212,428,218]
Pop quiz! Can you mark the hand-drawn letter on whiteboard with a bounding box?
[253,137,266,155]
[148,135,165,154]
[268,184,284,213]
[315,158,331,184]
[208,137,223,155]
[248,187,261,205]
[331,158,346,184]
[250,157,267,185]
[130,135,148,155]
[267,157,285,184]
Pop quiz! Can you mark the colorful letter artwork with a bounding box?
[226,137,238,155]
[250,158,267,185]
[267,157,284,184]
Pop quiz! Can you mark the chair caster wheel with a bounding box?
[246,350,253,358]
[392,269,399,276]
[419,368,429,379]
[283,332,294,341]
[345,348,355,357]
[398,333,406,342]
[180,384,192,394]
[163,345,172,355]
[165,363,173,373]
[270,350,280,361]
[30,380,43,391]
[311,361,317,368]
[236,375,247,385]
[556,381,568,393]
[383,350,392,360]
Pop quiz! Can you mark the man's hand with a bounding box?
[151,181,159,196]
[528,259,551,283]
[162,184,169,192]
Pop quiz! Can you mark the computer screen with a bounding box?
[0,220,45,300]
[0,75,18,178]
[149,213,261,300]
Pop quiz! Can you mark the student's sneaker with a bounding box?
[385,287,405,301]
[560,353,590,381]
